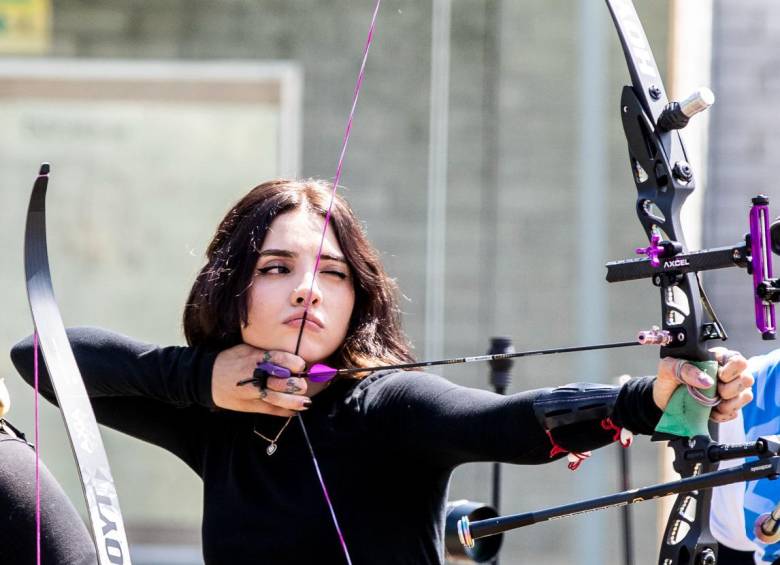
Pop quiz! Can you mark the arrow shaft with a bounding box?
[330,340,641,377]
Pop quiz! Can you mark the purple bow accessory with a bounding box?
[635,233,664,267]
[306,364,339,383]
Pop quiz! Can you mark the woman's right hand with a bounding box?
[212,344,310,416]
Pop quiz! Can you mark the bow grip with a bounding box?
[654,359,718,439]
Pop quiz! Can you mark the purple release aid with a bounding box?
[255,361,291,379]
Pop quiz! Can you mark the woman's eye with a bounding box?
[322,270,349,280]
[256,264,349,279]
[257,265,288,275]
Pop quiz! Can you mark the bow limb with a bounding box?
[24,164,132,565]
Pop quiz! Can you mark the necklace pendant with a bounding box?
[266,442,278,456]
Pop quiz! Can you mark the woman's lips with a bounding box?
[284,315,324,331]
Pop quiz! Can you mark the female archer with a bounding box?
[11,178,754,564]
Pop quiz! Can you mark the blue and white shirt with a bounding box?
[712,348,780,564]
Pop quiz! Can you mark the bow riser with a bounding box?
[620,87,713,363]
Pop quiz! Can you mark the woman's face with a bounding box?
[241,206,356,364]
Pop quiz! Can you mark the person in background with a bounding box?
[0,378,96,564]
[712,348,780,565]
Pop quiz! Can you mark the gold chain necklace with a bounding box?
[253,416,293,456]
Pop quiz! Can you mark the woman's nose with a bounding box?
[291,272,322,307]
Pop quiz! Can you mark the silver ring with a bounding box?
[719,351,738,367]
[674,359,689,385]
[674,359,722,407]
[686,385,721,408]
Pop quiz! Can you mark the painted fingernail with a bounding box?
[698,373,714,387]
[303,399,312,408]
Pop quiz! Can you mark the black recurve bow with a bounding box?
[24,163,132,565]
[605,1,722,563]
[458,3,780,564]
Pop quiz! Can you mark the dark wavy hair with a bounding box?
[183,179,413,373]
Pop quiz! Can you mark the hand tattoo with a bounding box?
[285,378,302,394]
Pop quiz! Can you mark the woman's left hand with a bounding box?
[653,348,754,422]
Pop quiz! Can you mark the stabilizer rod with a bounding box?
[458,456,780,546]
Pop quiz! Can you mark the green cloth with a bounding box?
[654,360,718,438]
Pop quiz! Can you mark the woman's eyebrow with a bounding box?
[320,253,347,264]
[258,249,295,258]
[258,249,347,263]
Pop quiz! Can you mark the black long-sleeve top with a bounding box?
[11,327,661,565]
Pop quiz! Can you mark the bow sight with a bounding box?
[457,1,780,564]
[607,194,780,342]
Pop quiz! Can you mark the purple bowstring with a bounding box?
[34,331,41,565]
[296,0,381,333]
[297,416,351,560]
[291,2,383,564]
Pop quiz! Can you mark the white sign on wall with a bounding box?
[0,58,302,530]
